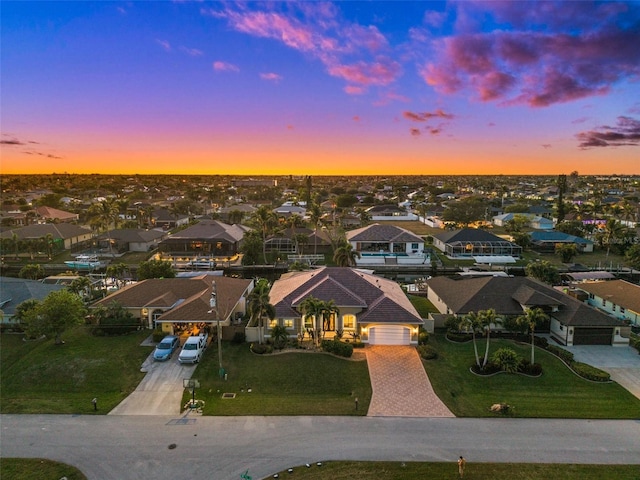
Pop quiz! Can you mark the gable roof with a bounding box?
[426,275,621,327]
[35,206,78,221]
[161,220,249,243]
[96,228,167,243]
[346,223,423,243]
[0,223,92,240]
[530,231,592,244]
[93,275,252,322]
[269,267,422,324]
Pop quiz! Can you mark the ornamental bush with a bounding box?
[417,344,438,360]
[571,362,611,382]
[547,344,574,363]
[491,347,521,373]
[321,339,354,358]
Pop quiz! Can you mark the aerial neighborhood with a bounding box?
[1,173,640,425]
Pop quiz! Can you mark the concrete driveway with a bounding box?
[108,348,196,416]
[564,344,640,399]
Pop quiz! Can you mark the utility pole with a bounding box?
[209,281,224,377]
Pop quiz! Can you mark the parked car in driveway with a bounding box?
[153,335,180,361]
[178,334,208,364]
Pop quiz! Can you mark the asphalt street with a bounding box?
[1,415,639,480]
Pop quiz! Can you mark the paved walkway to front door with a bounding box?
[365,345,454,418]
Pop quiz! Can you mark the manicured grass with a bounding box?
[181,342,371,415]
[423,335,640,418]
[0,327,151,414]
[407,293,439,316]
[266,461,640,480]
[1,458,87,480]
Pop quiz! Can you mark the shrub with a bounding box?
[446,332,473,342]
[630,334,640,354]
[547,344,574,363]
[250,342,272,355]
[518,359,543,376]
[231,331,246,344]
[571,362,611,382]
[417,344,438,360]
[352,341,365,349]
[321,339,354,358]
[534,336,549,349]
[418,329,429,345]
[444,315,460,332]
[471,362,501,375]
[492,347,521,373]
[152,330,167,343]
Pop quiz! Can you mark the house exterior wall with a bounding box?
[586,295,640,326]
[550,318,572,345]
[426,287,450,315]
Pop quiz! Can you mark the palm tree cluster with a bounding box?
[247,278,275,345]
[298,296,340,348]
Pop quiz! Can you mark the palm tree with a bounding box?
[333,241,360,267]
[308,202,322,256]
[299,295,323,347]
[461,311,482,368]
[478,308,500,369]
[88,199,118,255]
[68,276,93,303]
[270,325,289,350]
[597,219,626,257]
[247,278,275,344]
[319,299,339,335]
[251,206,278,264]
[516,308,548,364]
[105,263,129,289]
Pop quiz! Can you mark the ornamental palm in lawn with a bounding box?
[461,311,483,369]
[247,278,275,345]
[478,309,501,368]
[299,295,324,347]
[517,307,548,365]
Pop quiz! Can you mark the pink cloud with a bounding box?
[576,116,640,148]
[180,47,203,57]
[345,24,388,52]
[344,85,365,95]
[328,58,401,86]
[260,72,282,82]
[213,61,239,72]
[156,39,171,52]
[403,109,455,122]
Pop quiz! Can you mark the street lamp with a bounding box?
[208,281,224,378]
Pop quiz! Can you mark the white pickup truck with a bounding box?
[178,334,208,364]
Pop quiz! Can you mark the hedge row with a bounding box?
[321,339,354,358]
[417,344,438,360]
[571,361,611,382]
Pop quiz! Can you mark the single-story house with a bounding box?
[346,223,429,266]
[366,205,417,221]
[425,275,628,346]
[530,231,594,253]
[95,228,168,253]
[432,228,522,260]
[265,227,332,256]
[0,223,93,252]
[151,208,190,229]
[35,206,79,223]
[492,213,553,230]
[92,275,253,336]
[263,267,424,345]
[575,280,640,328]
[219,204,257,224]
[0,276,65,328]
[157,220,249,259]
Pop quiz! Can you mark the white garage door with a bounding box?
[369,325,410,345]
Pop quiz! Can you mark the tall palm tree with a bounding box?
[247,278,275,344]
[308,202,322,256]
[299,295,323,347]
[478,308,500,368]
[68,276,94,303]
[516,308,548,364]
[251,206,278,264]
[88,199,118,255]
[319,299,339,334]
[333,241,360,267]
[461,311,482,368]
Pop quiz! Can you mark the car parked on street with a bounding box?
[153,335,180,361]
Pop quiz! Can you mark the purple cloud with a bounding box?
[156,39,171,52]
[403,110,455,122]
[260,72,282,82]
[422,2,640,107]
[213,61,239,73]
[576,116,640,148]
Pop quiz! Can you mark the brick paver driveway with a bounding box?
[366,345,454,417]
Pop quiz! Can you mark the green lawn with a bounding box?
[423,335,640,418]
[0,327,151,414]
[0,458,87,480]
[265,461,640,480]
[182,342,372,415]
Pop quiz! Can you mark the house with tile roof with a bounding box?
[266,267,423,345]
[0,223,93,251]
[157,220,249,260]
[92,275,253,336]
[530,231,594,253]
[432,228,522,260]
[0,276,65,329]
[35,206,79,223]
[425,275,629,346]
[346,223,429,266]
[95,228,168,253]
[575,280,640,328]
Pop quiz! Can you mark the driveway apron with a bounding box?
[108,350,196,416]
[366,345,454,417]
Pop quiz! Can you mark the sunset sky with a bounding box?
[1,1,639,176]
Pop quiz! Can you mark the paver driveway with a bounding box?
[366,345,454,417]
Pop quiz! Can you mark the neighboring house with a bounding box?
[157,220,249,259]
[492,213,553,230]
[151,208,190,229]
[96,228,168,253]
[530,231,594,253]
[346,223,429,266]
[575,280,640,327]
[219,204,257,223]
[92,275,253,335]
[432,228,522,260]
[425,275,628,346]
[0,277,65,328]
[273,204,306,218]
[366,204,417,221]
[529,216,554,230]
[265,227,331,256]
[261,267,424,345]
[0,223,93,251]
[35,206,79,223]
